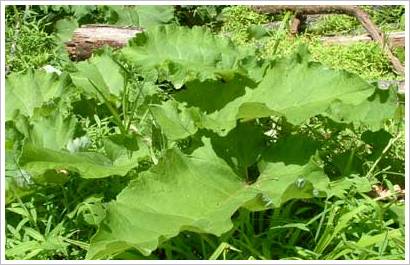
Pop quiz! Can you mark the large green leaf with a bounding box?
[251,160,329,209]
[174,76,256,136]
[121,25,253,88]
[71,6,97,19]
[171,48,375,135]
[6,70,70,121]
[70,54,124,101]
[19,137,149,180]
[259,135,319,166]
[328,176,372,198]
[326,87,399,131]
[236,48,374,125]
[55,18,79,43]
[107,6,175,28]
[5,124,23,175]
[133,6,175,28]
[87,136,331,258]
[209,121,267,176]
[5,123,35,203]
[26,110,77,151]
[245,135,329,210]
[150,100,201,141]
[87,138,256,259]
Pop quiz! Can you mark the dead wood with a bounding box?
[320,31,404,48]
[65,24,143,61]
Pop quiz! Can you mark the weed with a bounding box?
[306,14,361,36]
[219,6,268,45]
[5,6,59,74]
[262,35,399,80]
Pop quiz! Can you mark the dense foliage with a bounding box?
[5,5,405,260]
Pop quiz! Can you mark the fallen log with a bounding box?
[321,31,405,48]
[65,24,143,61]
[252,5,405,75]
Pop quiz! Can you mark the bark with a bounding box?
[252,5,405,75]
[321,31,404,48]
[65,24,143,61]
[289,16,301,36]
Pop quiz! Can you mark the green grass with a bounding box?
[364,5,405,32]
[5,5,108,75]
[9,179,402,260]
[113,192,404,260]
[5,6,59,74]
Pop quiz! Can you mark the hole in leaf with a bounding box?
[246,162,260,184]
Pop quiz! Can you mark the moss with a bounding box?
[262,35,399,80]
[306,14,361,36]
[219,6,268,45]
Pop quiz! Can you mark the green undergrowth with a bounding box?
[219,5,404,81]
[305,6,404,35]
[306,14,361,36]
[5,6,62,73]
[220,6,268,44]
[263,36,398,80]
[4,4,406,261]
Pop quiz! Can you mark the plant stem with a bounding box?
[271,11,291,56]
[365,132,402,179]
[126,83,144,132]
[88,78,127,135]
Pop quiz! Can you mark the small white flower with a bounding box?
[67,136,91,153]
[42,65,62,75]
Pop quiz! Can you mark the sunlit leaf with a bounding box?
[6,70,71,121]
[122,25,254,88]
